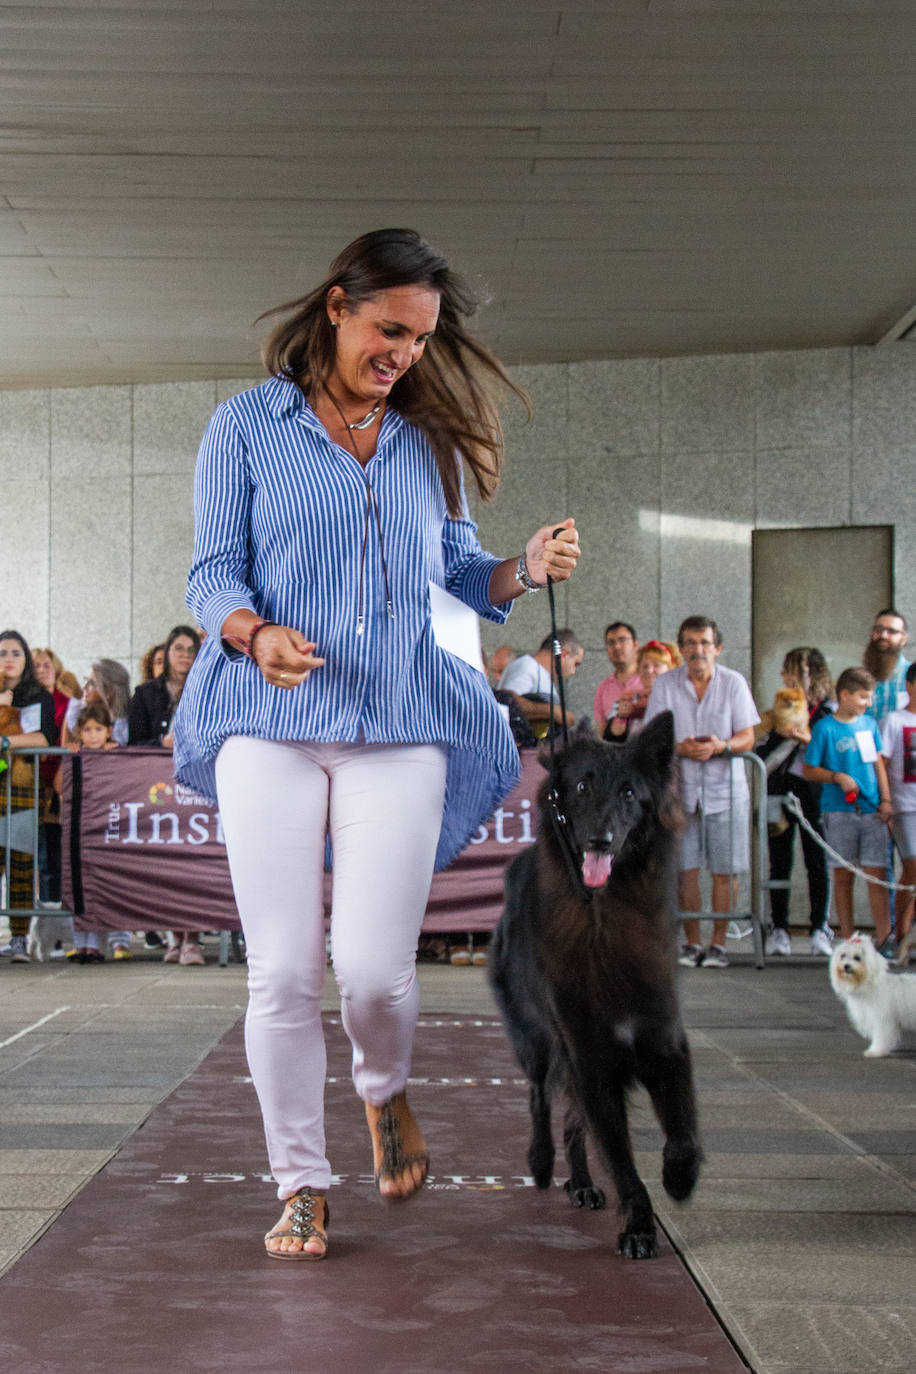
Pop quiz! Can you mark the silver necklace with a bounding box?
[347,401,382,431]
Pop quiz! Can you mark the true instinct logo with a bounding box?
[104,800,225,847]
[468,797,535,846]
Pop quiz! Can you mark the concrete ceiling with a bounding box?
[4,0,916,389]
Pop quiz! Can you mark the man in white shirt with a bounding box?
[644,616,759,968]
[880,659,916,953]
[497,629,583,734]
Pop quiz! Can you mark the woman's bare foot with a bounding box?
[264,1190,328,1260]
[366,1092,429,1201]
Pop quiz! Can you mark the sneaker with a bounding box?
[765,927,792,957]
[875,934,896,961]
[162,942,181,964]
[678,943,704,967]
[10,935,31,964]
[727,920,754,941]
[37,899,62,911]
[178,939,205,966]
[0,942,11,957]
[112,945,133,961]
[809,926,834,957]
[703,944,729,968]
[144,931,165,949]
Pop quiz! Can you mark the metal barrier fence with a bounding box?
[674,750,768,969]
[1,745,72,920]
[3,744,773,969]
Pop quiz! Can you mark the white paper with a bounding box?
[855,729,878,763]
[18,702,41,733]
[428,581,484,673]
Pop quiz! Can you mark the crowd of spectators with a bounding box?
[0,624,204,965]
[493,607,915,968]
[3,606,914,969]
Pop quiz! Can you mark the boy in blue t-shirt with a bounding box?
[803,666,893,944]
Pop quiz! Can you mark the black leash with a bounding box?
[544,530,594,902]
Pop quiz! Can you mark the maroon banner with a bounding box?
[62,748,544,934]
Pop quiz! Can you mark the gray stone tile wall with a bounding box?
[2,344,915,710]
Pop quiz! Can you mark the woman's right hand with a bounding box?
[251,625,325,690]
[0,689,12,708]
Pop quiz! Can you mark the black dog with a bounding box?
[489,712,702,1259]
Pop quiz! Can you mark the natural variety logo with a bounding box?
[148,782,174,806]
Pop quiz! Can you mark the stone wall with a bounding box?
[3,346,915,706]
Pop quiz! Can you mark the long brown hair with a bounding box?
[782,646,833,705]
[258,228,529,517]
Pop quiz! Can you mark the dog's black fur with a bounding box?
[489,712,702,1259]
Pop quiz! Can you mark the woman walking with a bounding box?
[173,229,580,1260]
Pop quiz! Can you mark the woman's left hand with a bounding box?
[525,518,580,586]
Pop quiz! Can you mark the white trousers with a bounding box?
[215,736,447,1197]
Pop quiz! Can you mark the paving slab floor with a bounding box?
[0,937,914,1373]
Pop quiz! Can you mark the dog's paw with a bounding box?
[565,1181,606,1210]
[864,1044,892,1057]
[617,1228,658,1260]
[662,1139,702,1202]
[528,1145,555,1190]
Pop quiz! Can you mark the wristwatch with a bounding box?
[515,552,543,593]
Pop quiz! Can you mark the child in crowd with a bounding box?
[66,703,133,963]
[803,667,893,946]
[880,660,916,953]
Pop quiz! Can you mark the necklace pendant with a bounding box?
[348,402,382,432]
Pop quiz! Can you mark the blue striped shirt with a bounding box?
[173,376,520,870]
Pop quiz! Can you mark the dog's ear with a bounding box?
[631,710,675,775]
[536,715,594,768]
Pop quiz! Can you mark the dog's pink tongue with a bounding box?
[582,850,614,888]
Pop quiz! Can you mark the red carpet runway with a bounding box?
[0,1013,747,1373]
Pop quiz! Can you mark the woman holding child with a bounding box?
[173,229,580,1260]
[66,701,135,963]
[757,647,835,958]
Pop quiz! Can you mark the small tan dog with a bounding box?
[758,686,810,742]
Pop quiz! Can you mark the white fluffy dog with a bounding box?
[829,933,916,1057]
[27,912,74,962]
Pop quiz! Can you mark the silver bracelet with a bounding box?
[515,552,543,593]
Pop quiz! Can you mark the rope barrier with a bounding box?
[780,792,916,894]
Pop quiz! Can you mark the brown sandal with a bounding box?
[264,1188,329,1261]
[367,1092,429,1202]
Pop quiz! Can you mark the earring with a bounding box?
[330,320,338,328]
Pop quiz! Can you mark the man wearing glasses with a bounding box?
[644,615,759,969]
[863,609,909,729]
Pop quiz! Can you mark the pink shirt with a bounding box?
[593,672,642,731]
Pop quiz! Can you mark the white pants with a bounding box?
[215,736,448,1197]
